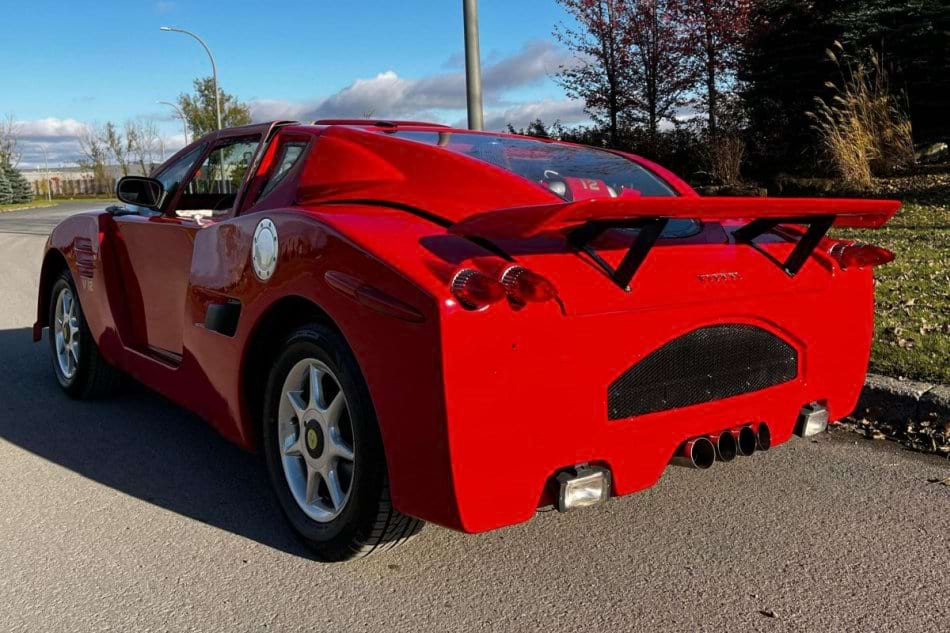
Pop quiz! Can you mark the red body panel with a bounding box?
[36,122,898,533]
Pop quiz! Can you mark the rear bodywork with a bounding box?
[35,122,899,533]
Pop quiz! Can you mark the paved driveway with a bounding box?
[0,203,947,632]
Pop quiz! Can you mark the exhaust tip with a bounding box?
[757,423,772,451]
[713,431,738,462]
[672,436,716,469]
[735,426,758,456]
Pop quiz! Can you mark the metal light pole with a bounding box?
[39,144,52,201]
[463,0,484,131]
[160,26,223,131]
[159,100,190,145]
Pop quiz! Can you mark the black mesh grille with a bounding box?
[607,325,798,420]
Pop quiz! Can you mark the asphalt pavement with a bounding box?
[0,201,948,632]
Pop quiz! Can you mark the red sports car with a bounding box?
[35,120,899,560]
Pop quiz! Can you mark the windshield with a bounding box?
[390,131,676,199]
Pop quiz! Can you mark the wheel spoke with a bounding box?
[325,465,346,510]
[304,466,320,505]
[69,341,80,365]
[308,365,324,410]
[329,428,354,462]
[324,392,345,425]
[286,390,307,421]
[283,432,302,457]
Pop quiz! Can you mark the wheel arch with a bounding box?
[240,294,346,451]
[34,248,70,341]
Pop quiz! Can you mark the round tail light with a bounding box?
[451,269,507,310]
[501,266,558,304]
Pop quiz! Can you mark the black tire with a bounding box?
[48,270,123,399]
[262,323,423,561]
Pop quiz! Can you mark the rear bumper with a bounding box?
[426,275,873,534]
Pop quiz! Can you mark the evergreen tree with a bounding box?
[740,0,844,176]
[834,0,950,141]
[740,0,950,174]
[0,168,13,205]
[3,164,33,203]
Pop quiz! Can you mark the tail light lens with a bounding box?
[830,242,895,269]
[501,266,558,304]
[451,269,507,309]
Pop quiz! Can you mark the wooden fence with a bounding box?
[32,177,117,197]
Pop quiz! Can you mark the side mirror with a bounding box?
[116,176,165,210]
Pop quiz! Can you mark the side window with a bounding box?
[174,137,261,218]
[256,142,308,203]
[120,144,206,215]
[157,145,206,194]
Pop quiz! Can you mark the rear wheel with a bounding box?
[262,323,423,561]
[48,270,123,399]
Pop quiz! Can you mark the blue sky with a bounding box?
[2,0,586,168]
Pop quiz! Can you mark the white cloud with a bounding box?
[17,117,88,140]
[249,40,581,126]
[154,1,176,15]
[481,98,589,131]
[14,40,588,168]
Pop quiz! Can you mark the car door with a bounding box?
[112,135,261,362]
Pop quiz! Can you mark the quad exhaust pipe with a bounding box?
[734,425,758,456]
[671,436,716,470]
[672,423,771,469]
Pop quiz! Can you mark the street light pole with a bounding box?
[160,26,223,131]
[463,0,484,131]
[39,144,51,201]
[159,100,190,145]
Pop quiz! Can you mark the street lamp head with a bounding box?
[159,26,173,31]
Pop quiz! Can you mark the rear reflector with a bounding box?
[796,403,829,437]
[451,269,507,310]
[556,465,611,512]
[830,243,895,269]
[500,266,558,304]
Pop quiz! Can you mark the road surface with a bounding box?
[0,201,947,632]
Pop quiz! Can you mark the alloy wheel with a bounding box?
[277,359,356,522]
[53,287,80,380]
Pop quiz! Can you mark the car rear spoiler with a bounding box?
[449,197,901,290]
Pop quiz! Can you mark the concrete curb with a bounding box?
[848,374,950,454]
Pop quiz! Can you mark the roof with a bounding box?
[313,119,449,129]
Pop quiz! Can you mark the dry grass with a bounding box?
[705,135,746,186]
[808,43,916,188]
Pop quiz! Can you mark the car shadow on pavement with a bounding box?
[0,327,316,559]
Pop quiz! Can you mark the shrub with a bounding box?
[700,135,746,186]
[0,168,12,205]
[808,43,916,188]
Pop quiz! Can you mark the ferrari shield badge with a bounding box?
[252,219,279,281]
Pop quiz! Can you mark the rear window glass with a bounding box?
[390,131,676,198]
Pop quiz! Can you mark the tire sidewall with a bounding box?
[262,324,386,555]
[48,272,92,397]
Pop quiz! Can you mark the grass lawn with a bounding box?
[0,196,117,214]
[0,199,58,213]
[838,175,950,384]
